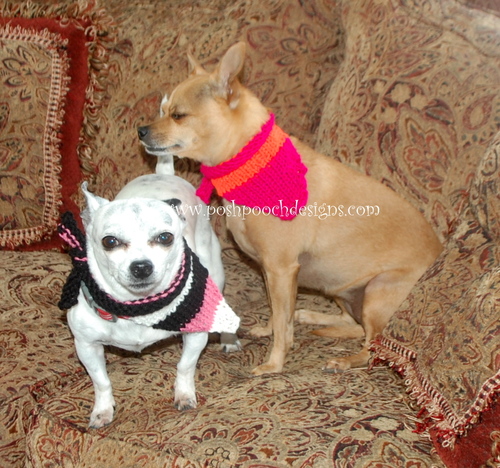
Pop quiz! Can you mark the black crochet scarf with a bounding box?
[57,211,210,331]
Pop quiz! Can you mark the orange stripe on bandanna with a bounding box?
[212,124,288,196]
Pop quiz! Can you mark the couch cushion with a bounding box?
[24,366,441,467]
[425,132,500,468]
[0,1,116,250]
[316,0,500,243]
[20,250,443,467]
[0,247,444,467]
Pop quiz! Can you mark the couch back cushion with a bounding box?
[470,131,500,241]
[316,0,500,243]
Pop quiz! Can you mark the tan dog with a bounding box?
[137,42,442,375]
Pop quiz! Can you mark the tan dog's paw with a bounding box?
[294,308,315,324]
[249,324,272,338]
[322,357,352,373]
[323,349,370,373]
[251,362,283,376]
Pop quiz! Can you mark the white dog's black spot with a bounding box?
[164,198,186,221]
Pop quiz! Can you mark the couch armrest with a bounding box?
[372,133,500,466]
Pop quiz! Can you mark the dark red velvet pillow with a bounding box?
[0,2,115,250]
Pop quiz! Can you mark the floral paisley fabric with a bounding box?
[373,191,500,465]
[1,0,499,466]
[332,0,500,463]
[0,249,442,467]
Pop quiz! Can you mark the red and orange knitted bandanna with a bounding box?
[196,114,308,220]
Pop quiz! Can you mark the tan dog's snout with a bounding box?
[137,123,172,156]
[137,125,152,144]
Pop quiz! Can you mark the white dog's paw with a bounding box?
[219,332,241,353]
[221,339,242,353]
[174,394,197,411]
[89,405,115,429]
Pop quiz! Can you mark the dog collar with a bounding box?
[81,283,125,322]
[196,114,308,220]
[57,211,240,334]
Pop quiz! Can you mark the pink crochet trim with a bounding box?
[197,114,308,220]
[181,275,222,332]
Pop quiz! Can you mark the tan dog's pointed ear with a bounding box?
[215,41,246,108]
[187,48,207,76]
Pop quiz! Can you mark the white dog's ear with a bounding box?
[81,181,109,221]
[215,41,246,109]
[162,199,187,233]
[163,198,186,222]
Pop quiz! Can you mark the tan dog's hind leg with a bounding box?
[323,270,417,372]
[251,261,300,375]
[295,299,364,339]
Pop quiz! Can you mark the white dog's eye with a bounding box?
[102,236,122,250]
[156,232,174,246]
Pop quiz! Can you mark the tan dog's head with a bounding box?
[138,42,269,166]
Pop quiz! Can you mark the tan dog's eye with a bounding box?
[156,232,174,246]
[102,236,122,250]
[171,112,187,121]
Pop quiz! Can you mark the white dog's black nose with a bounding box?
[130,260,154,279]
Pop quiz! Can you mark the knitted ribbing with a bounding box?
[196,114,308,220]
[57,211,240,334]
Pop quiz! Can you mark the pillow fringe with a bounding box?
[371,335,500,448]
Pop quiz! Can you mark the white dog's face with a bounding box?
[82,185,186,300]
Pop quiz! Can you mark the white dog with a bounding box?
[58,159,240,428]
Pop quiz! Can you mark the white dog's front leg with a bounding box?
[174,332,208,410]
[74,338,116,428]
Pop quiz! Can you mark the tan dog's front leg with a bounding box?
[249,270,273,338]
[251,262,299,375]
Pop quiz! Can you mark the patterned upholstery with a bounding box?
[0,0,498,466]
